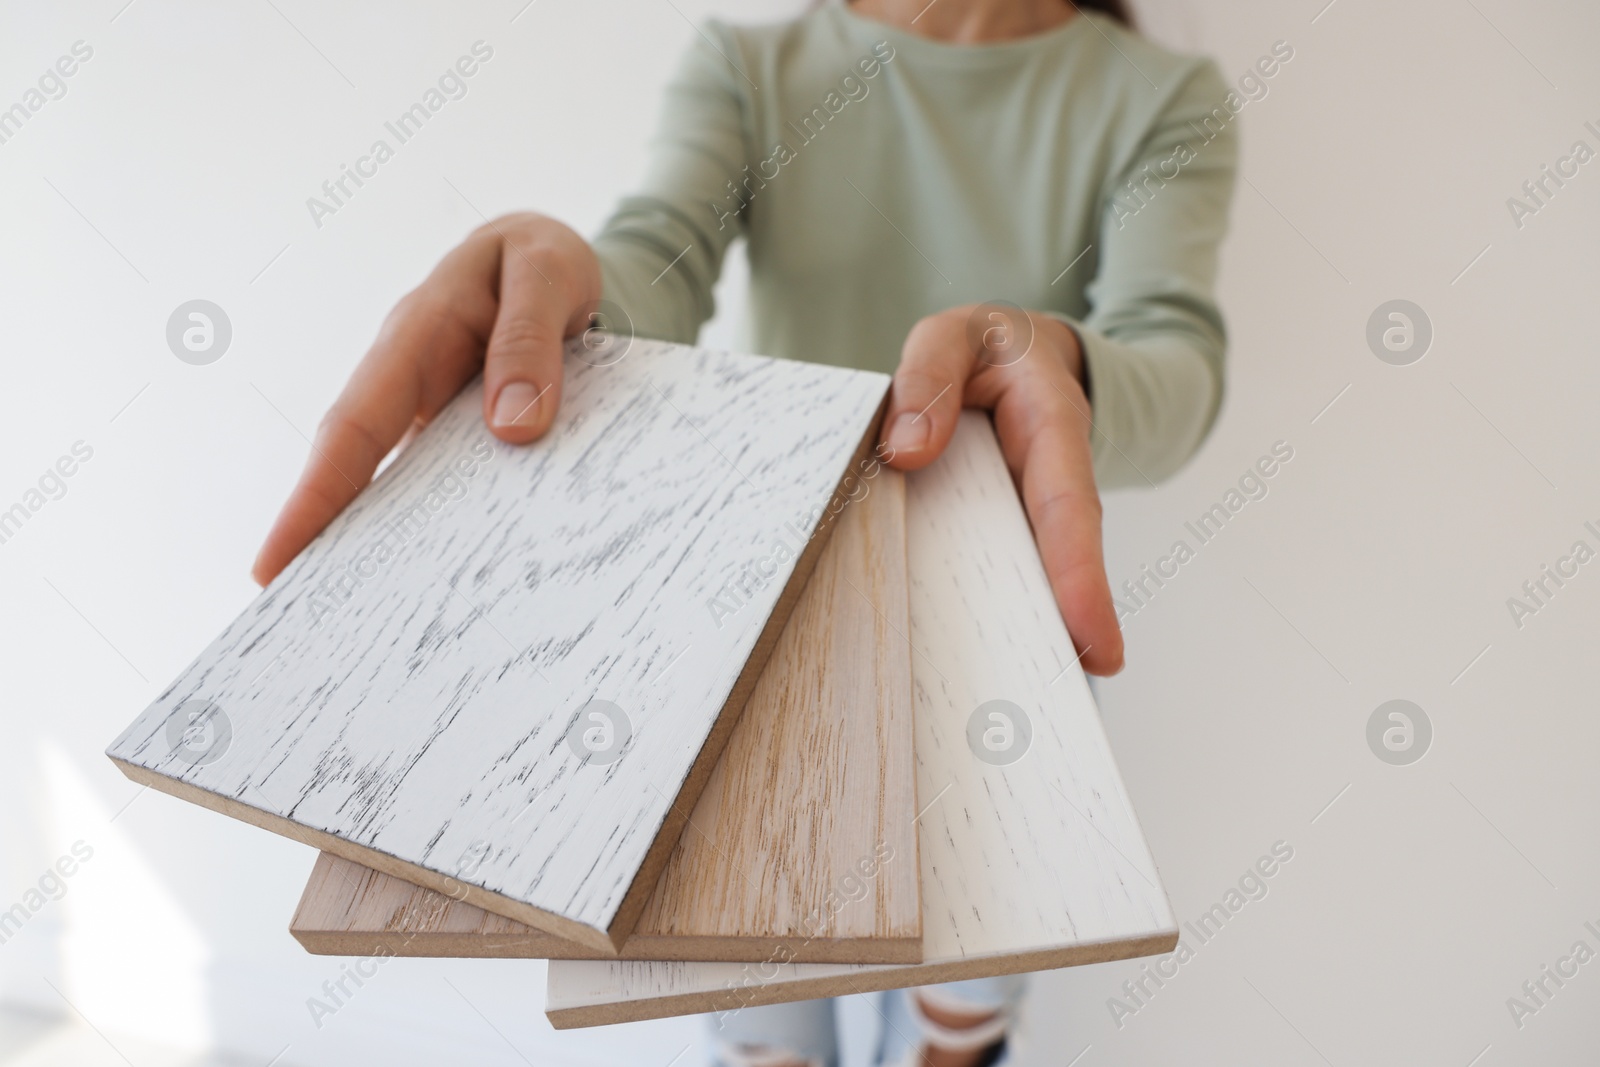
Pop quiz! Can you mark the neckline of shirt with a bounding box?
[829,2,1098,66]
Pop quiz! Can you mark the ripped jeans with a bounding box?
[709,975,1029,1067]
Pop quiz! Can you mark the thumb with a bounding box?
[480,223,604,444]
[481,241,593,444]
[880,309,979,471]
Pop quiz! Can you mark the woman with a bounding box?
[253,0,1236,1062]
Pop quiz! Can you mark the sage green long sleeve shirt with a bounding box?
[592,4,1238,487]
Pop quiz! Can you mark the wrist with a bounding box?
[1036,313,1086,390]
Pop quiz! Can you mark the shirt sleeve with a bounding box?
[591,24,748,345]
[1055,59,1239,489]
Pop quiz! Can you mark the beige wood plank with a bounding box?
[543,413,1179,1026]
[290,468,920,964]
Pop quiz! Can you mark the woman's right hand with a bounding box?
[250,212,601,586]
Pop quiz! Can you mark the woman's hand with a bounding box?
[880,305,1123,675]
[251,242,1120,675]
[250,213,600,586]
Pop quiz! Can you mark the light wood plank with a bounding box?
[290,469,920,963]
[106,340,889,953]
[545,411,1178,1025]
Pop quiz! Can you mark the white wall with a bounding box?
[0,0,1596,1064]
[1047,1,1600,1064]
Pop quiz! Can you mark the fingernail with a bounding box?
[886,412,930,456]
[493,382,543,428]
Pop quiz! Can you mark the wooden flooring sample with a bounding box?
[106,339,889,954]
[289,469,919,963]
[545,411,1178,1026]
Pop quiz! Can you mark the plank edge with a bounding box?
[288,925,924,964]
[109,756,620,956]
[543,929,1179,1029]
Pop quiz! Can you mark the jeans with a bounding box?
[708,975,1029,1066]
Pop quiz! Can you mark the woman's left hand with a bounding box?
[879,304,1123,675]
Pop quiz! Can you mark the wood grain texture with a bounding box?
[545,411,1178,1025]
[290,469,920,963]
[106,339,889,953]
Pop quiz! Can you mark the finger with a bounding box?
[481,238,577,444]
[251,375,415,587]
[995,387,1124,676]
[880,310,976,470]
[251,245,499,586]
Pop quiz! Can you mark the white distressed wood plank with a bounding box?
[545,411,1177,1024]
[106,339,889,952]
[289,469,921,963]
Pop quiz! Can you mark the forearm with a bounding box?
[1060,59,1237,488]
[593,198,725,345]
[1055,318,1224,488]
[590,22,749,346]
